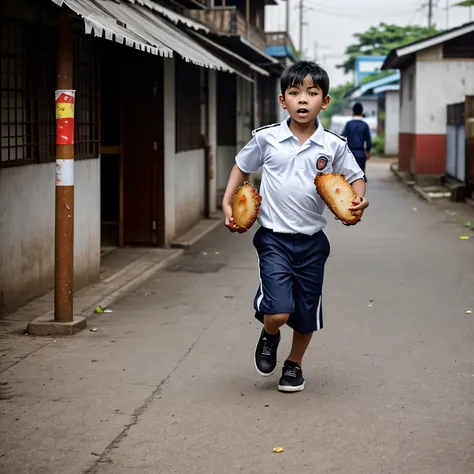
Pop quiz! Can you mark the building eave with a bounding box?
[382,21,474,70]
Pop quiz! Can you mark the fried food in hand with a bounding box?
[231,181,262,230]
[314,173,360,226]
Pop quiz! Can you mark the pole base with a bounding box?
[27,313,87,336]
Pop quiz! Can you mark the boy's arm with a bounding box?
[222,164,249,233]
[333,142,369,217]
[222,135,263,232]
[349,178,368,218]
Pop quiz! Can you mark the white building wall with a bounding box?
[0,160,100,312]
[173,150,205,237]
[74,159,101,289]
[416,45,474,134]
[384,90,400,155]
[399,63,417,134]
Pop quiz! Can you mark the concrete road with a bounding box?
[1,161,474,474]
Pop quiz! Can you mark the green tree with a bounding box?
[319,81,354,127]
[338,23,441,74]
[454,0,474,5]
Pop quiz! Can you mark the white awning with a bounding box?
[51,0,172,57]
[50,0,253,80]
[126,0,209,33]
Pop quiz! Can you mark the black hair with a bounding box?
[353,102,363,115]
[280,61,330,97]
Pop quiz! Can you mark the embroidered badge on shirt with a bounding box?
[316,155,328,171]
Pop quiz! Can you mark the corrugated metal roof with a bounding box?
[52,0,173,56]
[350,72,400,99]
[383,21,474,70]
[127,0,209,33]
[188,30,270,77]
[50,0,253,79]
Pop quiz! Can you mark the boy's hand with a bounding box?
[349,196,369,219]
[223,203,247,233]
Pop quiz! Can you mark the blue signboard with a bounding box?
[354,56,386,86]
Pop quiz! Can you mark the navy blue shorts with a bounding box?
[253,226,331,335]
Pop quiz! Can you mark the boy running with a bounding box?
[222,61,369,392]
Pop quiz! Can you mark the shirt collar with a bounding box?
[275,117,325,146]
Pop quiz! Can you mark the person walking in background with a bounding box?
[342,103,372,179]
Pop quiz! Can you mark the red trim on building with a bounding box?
[398,133,446,175]
[398,133,413,172]
[414,134,446,175]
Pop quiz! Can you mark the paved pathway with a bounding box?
[1,160,474,473]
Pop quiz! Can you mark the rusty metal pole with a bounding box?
[54,9,75,322]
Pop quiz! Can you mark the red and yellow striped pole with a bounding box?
[55,9,75,323]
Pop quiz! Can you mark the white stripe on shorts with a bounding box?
[316,295,322,331]
[255,251,264,312]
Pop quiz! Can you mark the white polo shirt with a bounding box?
[235,117,364,235]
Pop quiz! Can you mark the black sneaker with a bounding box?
[254,328,280,377]
[278,361,305,392]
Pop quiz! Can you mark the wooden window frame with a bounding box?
[1,20,58,168]
[74,33,99,161]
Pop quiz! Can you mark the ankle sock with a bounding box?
[264,329,280,341]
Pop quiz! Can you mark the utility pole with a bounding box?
[55,9,75,322]
[428,0,433,27]
[299,0,303,56]
[286,0,290,36]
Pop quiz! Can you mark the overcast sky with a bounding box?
[264,0,472,87]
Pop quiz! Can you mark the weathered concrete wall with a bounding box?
[0,160,100,313]
[174,150,206,237]
[416,47,474,135]
[74,159,101,290]
[384,90,400,156]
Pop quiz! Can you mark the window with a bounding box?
[1,22,36,165]
[1,20,57,167]
[74,34,99,159]
[175,58,202,152]
[0,17,99,168]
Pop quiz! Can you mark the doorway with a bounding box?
[99,42,165,247]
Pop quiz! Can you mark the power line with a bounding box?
[304,5,421,18]
[304,0,424,16]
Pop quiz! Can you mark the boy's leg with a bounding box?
[287,330,313,367]
[253,228,294,377]
[254,313,290,377]
[264,313,289,335]
[278,231,330,393]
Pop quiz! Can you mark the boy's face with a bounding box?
[279,74,330,125]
